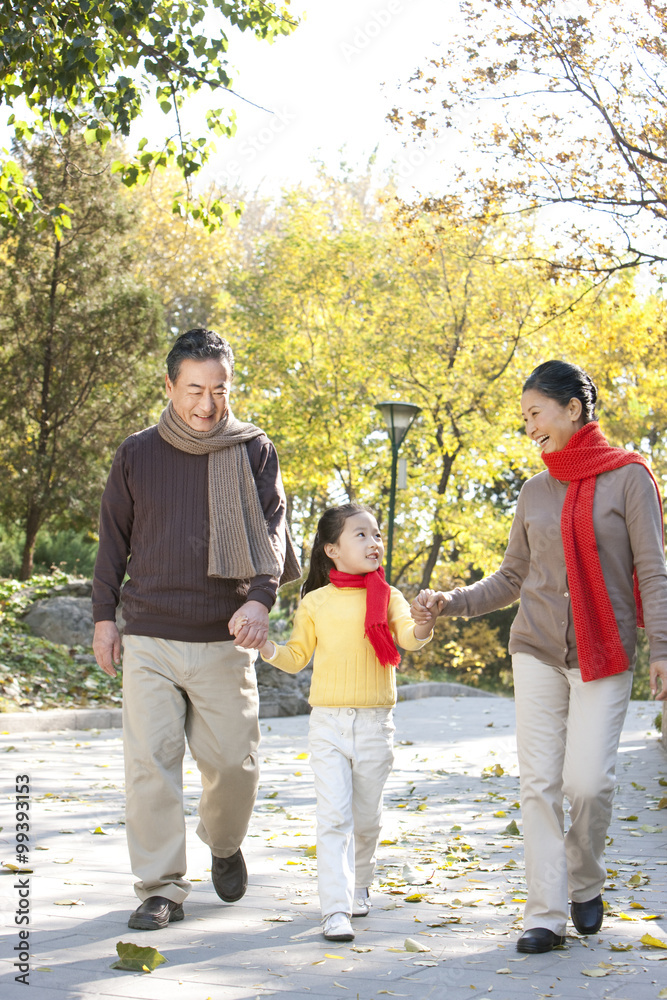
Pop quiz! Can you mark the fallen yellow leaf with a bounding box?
[640,932,667,949]
[404,937,430,953]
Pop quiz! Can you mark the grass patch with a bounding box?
[0,572,120,713]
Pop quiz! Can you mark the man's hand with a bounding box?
[650,659,667,701]
[93,620,122,678]
[229,600,269,650]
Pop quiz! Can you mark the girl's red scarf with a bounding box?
[329,566,401,668]
[542,421,663,682]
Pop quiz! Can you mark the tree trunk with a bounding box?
[419,531,443,590]
[419,442,459,589]
[20,508,41,580]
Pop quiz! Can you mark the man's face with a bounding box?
[165,358,232,431]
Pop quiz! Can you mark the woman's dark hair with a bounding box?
[166,328,235,383]
[523,360,598,423]
[302,503,373,597]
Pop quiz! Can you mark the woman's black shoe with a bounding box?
[570,895,603,934]
[517,927,566,953]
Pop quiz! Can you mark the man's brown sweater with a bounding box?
[92,425,288,642]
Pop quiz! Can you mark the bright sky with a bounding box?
[134,0,462,198]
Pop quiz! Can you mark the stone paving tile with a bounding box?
[1,695,666,1000]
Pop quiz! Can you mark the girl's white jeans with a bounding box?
[308,705,395,918]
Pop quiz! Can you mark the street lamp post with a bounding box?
[375,400,422,585]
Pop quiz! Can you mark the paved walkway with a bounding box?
[1,696,666,1000]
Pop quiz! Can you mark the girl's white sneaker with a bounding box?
[322,912,355,941]
[352,888,370,917]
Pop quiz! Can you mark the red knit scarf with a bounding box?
[329,566,401,668]
[542,421,663,682]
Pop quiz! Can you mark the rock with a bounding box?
[23,596,96,647]
[45,580,93,598]
[255,658,312,718]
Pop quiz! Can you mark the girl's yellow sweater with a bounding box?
[262,584,431,707]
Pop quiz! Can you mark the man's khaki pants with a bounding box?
[512,652,633,935]
[121,635,260,904]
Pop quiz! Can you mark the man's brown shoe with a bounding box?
[211,848,247,902]
[128,895,184,930]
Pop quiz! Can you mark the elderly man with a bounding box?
[92,328,299,930]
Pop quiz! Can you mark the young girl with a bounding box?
[256,504,437,942]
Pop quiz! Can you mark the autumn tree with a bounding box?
[0,130,163,578]
[132,168,244,335]
[389,0,667,281]
[142,167,666,690]
[0,2,299,231]
[220,171,389,556]
[215,172,581,589]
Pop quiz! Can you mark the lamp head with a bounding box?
[375,400,422,449]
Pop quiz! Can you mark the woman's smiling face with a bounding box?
[521,388,585,453]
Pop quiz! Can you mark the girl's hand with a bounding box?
[411,589,449,622]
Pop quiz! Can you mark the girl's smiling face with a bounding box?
[521,389,585,453]
[324,511,384,576]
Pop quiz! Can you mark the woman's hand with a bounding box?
[650,659,667,701]
[410,589,450,624]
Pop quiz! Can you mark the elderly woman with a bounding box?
[413,360,667,953]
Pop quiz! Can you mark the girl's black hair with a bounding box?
[523,359,598,423]
[302,503,373,597]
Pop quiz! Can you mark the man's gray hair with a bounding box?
[166,328,235,382]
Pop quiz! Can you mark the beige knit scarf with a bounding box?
[158,401,301,585]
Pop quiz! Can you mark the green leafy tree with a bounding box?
[0,1,299,231]
[0,130,164,578]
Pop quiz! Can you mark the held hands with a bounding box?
[650,659,667,701]
[410,589,450,639]
[228,600,270,650]
[410,589,450,626]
